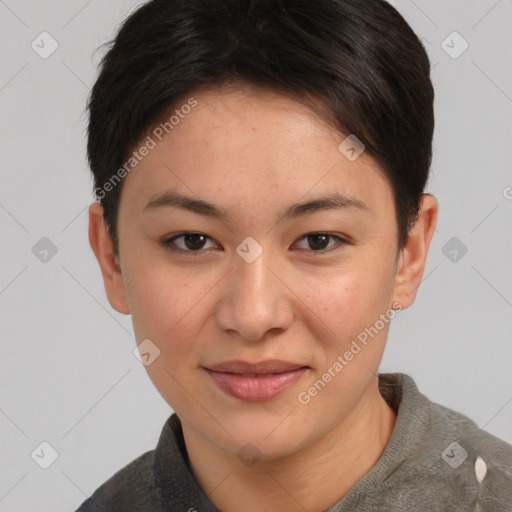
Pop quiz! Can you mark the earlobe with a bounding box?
[392,194,438,309]
[88,202,131,314]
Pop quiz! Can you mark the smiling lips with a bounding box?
[204,360,309,401]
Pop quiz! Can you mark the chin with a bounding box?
[208,410,310,462]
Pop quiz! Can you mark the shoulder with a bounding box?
[74,449,165,512]
[418,396,512,509]
[431,399,512,464]
[373,373,512,510]
[388,373,512,466]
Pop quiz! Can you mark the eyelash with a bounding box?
[161,232,349,255]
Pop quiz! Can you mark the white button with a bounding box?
[474,456,487,483]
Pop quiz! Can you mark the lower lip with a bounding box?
[205,368,308,401]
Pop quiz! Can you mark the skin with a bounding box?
[89,84,438,512]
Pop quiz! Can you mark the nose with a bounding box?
[214,246,294,342]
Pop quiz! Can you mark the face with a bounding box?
[93,84,429,463]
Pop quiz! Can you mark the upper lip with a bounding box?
[205,360,308,374]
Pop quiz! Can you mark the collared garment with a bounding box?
[75,373,512,511]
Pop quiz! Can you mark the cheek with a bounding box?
[124,265,215,412]
[302,254,396,360]
[123,262,212,352]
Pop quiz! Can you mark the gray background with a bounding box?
[1,0,511,510]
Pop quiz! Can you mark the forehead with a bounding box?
[120,85,393,219]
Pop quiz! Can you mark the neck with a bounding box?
[182,380,396,512]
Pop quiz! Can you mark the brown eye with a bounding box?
[162,232,218,253]
[181,233,208,250]
[294,233,347,252]
[307,234,330,250]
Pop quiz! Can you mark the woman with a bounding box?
[78,0,512,510]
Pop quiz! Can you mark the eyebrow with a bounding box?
[143,190,370,222]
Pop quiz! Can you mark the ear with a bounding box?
[392,194,438,309]
[88,202,130,314]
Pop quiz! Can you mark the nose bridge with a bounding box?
[216,239,293,340]
[236,246,273,300]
